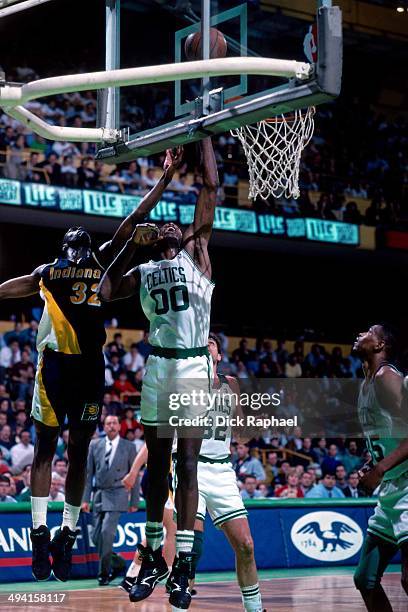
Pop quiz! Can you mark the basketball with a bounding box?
[184,27,227,61]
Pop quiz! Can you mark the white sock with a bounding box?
[31,496,49,529]
[176,530,195,554]
[241,583,263,612]
[61,502,81,531]
[145,521,164,551]
[126,560,140,578]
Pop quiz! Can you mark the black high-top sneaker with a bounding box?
[120,574,136,593]
[129,544,169,602]
[49,526,78,582]
[30,525,51,581]
[166,552,197,610]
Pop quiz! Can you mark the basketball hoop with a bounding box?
[231,106,315,200]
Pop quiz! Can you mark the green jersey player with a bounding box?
[353,323,408,612]
[99,138,218,610]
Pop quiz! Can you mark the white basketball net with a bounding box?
[231,106,315,200]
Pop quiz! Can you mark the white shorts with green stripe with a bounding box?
[140,353,213,428]
[367,471,408,547]
[195,460,248,529]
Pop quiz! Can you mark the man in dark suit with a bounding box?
[343,471,367,499]
[82,415,140,585]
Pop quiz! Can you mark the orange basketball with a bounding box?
[184,27,227,61]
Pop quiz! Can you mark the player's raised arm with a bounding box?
[182,137,219,280]
[99,147,183,263]
[98,223,161,302]
[0,267,43,300]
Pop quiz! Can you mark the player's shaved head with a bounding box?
[62,226,92,262]
[353,322,399,360]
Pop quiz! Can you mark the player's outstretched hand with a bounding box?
[122,472,136,491]
[163,146,184,175]
[358,462,384,494]
[81,502,90,513]
[132,223,161,246]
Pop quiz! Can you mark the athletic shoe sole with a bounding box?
[31,571,51,582]
[129,569,170,602]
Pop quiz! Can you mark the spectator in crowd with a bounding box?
[274,469,304,498]
[305,472,345,499]
[123,344,145,374]
[77,156,98,189]
[60,155,78,186]
[112,373,138,403]
[313,437,328,464]
[135,331,151,360]
[321,444,341,475]
[300,471,314,496]
[53,458,68,480]
[0,339,21,369]
[106,333,126,360]
[342,440,362,474]
[335,464,349,492]
[10,430,34,474]
[234,443,266,484]
[106,353,123,382]
[232,339,254,365]
[276,460,291,486]
[285,354,302,378]
[39,152,62,185]
[19,320,38,352]
[263,451,279,488]
[0,474,17,502]
[120,408,140,439]
[48,475,65,502]
[16,464,31,501]
[0,424,14,450]
[240,475,263,500]
[343,471,366,498]
[10,349,35,400]
[297,437,318,467]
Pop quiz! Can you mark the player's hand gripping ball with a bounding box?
[132,223,161,246]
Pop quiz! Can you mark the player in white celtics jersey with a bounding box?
[120,334,263,612]
[184,333,263,612]
[353,324,408,611]
[99,138,218,610]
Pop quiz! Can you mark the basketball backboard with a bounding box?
[95,0,342,164]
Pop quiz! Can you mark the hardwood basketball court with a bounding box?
[0,567,405,611]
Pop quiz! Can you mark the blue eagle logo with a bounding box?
[297,520,357,552]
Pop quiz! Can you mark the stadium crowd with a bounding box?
[0,318,373,504]
[0,65,406,224]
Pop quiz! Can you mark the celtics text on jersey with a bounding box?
[139,249,214,350]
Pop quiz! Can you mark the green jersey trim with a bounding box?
[182,248,215,286]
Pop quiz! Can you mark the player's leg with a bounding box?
[222,518,263,612]
[354,533,397,611]
[400,541,408,597]
[129,426,173,602]
[189,518,204,595]
[122,502,176,592]
[163,503,177,566]
[30,420,59,581]
[167,435,203,609]
[50,427,95,582]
